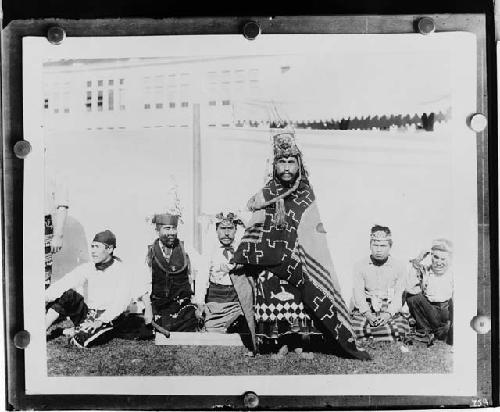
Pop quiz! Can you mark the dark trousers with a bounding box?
[49,289,89,326]
[48,289,153,345]
[406,293,453,344]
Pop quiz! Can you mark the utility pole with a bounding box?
[192,103,202,254]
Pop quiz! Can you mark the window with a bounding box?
[181,102,189,108]
[143,76,152,110]
[108,79,114,86]
[169,102,176,109]
[119,88,126,110]
[98,80,103,87]
[86,80,92,88]
[208,101,216,106]
[119,78,125,85]
[222,100,231,106]
[62,82,70,113]
[108,89,114,111]
[154,75,164,109]
[44,98,49,110]
[86,91,92,111]
[97,90,103,111]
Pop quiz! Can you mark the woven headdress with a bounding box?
[273,132,302,159]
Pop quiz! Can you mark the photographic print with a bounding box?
[22,32,478,396]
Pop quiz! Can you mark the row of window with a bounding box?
[43,68,261,114]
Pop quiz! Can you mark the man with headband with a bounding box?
[406,238,454,345]
[350,225,410,343]
[232,132,370,360]
[195,212,250,335]
[45,230,133,348]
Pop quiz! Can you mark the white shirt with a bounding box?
[45,259,132,323]
[193,241,236,304]
[209,245,235,286]
[407,264,453,303]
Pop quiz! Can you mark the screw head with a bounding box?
[47,26,66,45]
[468,113,488,132]
[13,140,32,159]
[243,391,259,408]
[243,21,261,41]
[417,17,435,35]
[13,330,31,349]
[471,315,491,334]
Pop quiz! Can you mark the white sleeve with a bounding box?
[45,264,87,302]
[99,264,136,323]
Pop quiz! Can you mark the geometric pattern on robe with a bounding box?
[234,177,370,360]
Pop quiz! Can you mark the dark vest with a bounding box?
[148,238,192,302]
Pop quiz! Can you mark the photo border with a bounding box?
[3,12,496,410]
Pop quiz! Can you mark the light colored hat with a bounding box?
[431,238,453,254]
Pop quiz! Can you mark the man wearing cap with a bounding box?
[406,238,454,345]
[195,212,250,334]
[350,225,410,343]
[45,230,133,348]
[144,213,199,332]
[233,131,370,360]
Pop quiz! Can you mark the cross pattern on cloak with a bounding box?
[292,188,314,208]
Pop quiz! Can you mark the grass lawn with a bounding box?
[47,331,452,376]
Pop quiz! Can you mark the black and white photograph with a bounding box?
[22,32,478,396]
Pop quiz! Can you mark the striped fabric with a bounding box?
[299,246,354,337]
[45,214,54,288]
[350,300,411,342]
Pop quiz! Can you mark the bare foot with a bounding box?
[295,348,314,359]
[271,345,289,360]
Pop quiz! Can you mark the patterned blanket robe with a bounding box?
[234,178,370,360]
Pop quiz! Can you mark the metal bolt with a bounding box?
[243,391,259,408]
[471,315,491,334]
[243,21,261,41]
[417,17,435,35]
[13,140,32,159]
[14,330,31,349]
[467,113,488,132]
[47,26,66,45]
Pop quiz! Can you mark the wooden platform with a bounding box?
[155,331,246,346]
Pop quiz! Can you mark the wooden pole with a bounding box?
[192,103,202,254]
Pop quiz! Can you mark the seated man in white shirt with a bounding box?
[405,238,453,345]
[350,225,410,343]
[195,212,248,333]
[45,230,133,348]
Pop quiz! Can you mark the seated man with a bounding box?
[351,225,410,343]
[195,212,247,333]
[145,212,199,332]
[45,230,133,348]
[406,238,453,345]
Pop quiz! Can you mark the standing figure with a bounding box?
[350,225,410,343]
[406,239,454,345]
[233,132,370,360]
[45,175,69,288]
[146,213,199,332]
